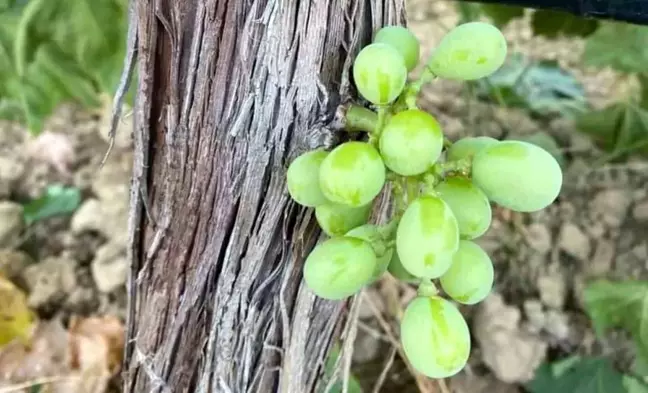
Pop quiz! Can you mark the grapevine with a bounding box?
[285,22,563,379]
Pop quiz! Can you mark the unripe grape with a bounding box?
[303,237,376,300]
[428,22,507,81]
[374,25,421,71]
[387,252,419,283]
[435,177,492,239]
[401,296,471,378]
[315,203,372,237]
[440,240,494,305]
[353,43,408,105]
[471,140,563,212]
[446,136,499,162]
[319,141,386,207]
[286,149,329,207]
[346,224,393,282]
[379,109,443,176]
[396,196,460,279]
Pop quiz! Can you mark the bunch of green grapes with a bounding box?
[286,22,563,380]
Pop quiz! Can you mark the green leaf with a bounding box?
[36,44,100,108]
[584,22,648,74]
[639,74,648,109]
[22,184,81,225]
[455,2,482,24]
[0,0,129,133]
[480,4,525,28]
[527,356,625,393]
[530,9,599,39]
[623,356,648,393]
[321,344,363,393]
[576,103,648,160]
[475,53,587,117]
[584,280,648,362]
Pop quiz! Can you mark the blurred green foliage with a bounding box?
[528,356,625,393]
[467,4,648,160]
[22,184,81,225]
[527,279,648,393]
[321,343,363,393]
[584,280,648,364]
[475,53,587,117]
[0,0,130,134]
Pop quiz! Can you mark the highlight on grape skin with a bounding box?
[374,25,421,72]
[396,196,460,279]
[379,109,444,176]
[440,240,494,305]
[435,177,492,240]
[319,141,386,208]
[352,43,408,105]
[345,224,393,282]
[446,136,499,162]
[427,21,507,81]
[471,140,563,212]
[286,149,329,207]
[400,296,471,379]
[303,237,377,300]
[315,203,372,237]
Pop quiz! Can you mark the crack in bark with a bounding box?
[124,0,405,392]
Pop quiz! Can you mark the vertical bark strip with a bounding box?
[124,0,405,392]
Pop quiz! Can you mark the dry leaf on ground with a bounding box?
[0,316,124,393]
[0,276,35,348]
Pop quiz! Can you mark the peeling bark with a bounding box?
[123,0,405,392]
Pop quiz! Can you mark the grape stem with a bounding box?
[421,157,472,195]
[417,279,439,297]
[440,157,472,175]
[405,176,419,205]
[443,137,453,149]
[344,104,378,133]
[378,218,400,241]
[368,106,389,146]
[394,67,436,111]
[390,177,408,215]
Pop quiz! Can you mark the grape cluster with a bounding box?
[286,22,563,379]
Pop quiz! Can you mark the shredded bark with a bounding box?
[123,1,405,392]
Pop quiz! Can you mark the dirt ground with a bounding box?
[0,1,646,392]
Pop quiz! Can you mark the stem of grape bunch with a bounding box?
[344,104,378,133]
[393,67,436,111]
[368,106,389,146]
[417,279,439,297]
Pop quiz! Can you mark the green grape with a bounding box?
[315,203,372,237]
[440,240,494,305]
[286,149,329,207]
[387,252,419,283]
[319,141,386,207]
[379,109,443,176]
[353,43,408,105]
[396,196,460,279]
[435,177,491,240]
[427,22,507,81]
[471,140,563,212]
[303,237,376,300]
[401,296,471,378]
[446,136,498,162]
[346,224,393,282]
[374,25,421,72]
